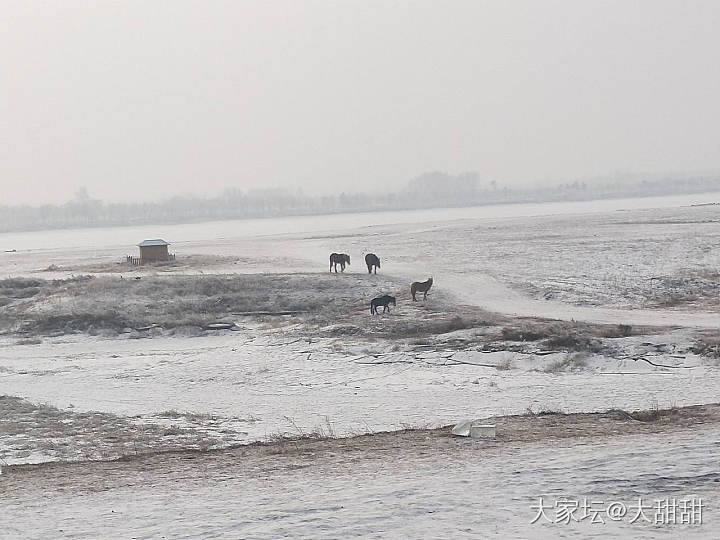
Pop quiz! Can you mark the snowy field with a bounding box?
[3,192,720,324]
[1,329,717,467]
[2,193,720,538]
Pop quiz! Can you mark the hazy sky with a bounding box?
[1,1,719,205]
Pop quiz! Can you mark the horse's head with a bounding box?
[344,254,351,264]
[390,296,396,306]
[428,277,433,285]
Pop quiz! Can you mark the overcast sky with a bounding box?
[1,1,719,205]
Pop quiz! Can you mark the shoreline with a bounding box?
[4,402,717,482]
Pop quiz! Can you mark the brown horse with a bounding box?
[411,277,433,301]
[365,253,380,274]
[329,253,351,273]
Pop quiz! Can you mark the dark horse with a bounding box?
[365,253,381,274]
[370,295,396,314]
[329,253,351,273]
[411,277,433,301]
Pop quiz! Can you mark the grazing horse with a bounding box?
[370,295,396,314]
[365,253,381,274]
[329,253,351,273]
[411,277,433,301]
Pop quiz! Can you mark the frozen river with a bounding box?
[2,191,720,252]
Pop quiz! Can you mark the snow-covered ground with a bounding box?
[3,194,720,538]
[3,193,720,325]
[289,204,720,327]
[0,329,714,466]
[4,419,718,539]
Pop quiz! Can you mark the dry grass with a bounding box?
[601,324,633,338]
[498,319,655,355]
[14,337,42,346]
[629,402,677,422]
[0,272,665,353]
[503,320,638,341]
[542,352,588,373]
[544,330,604,353]
[653,293,700,308]
[646,270,720,309]
[45,254,294,274]
[3,271,497,342]
[156,410,260,424]
[0,276,88,307]
[690,332,720,359]
[0,273,401,336]
[501,325,547,342]
[0,396,224,463]
[495,355,513,370]
[366,314,481,339]
[268,415,339,443]
[292,285,499,341]
[157,410,218,422]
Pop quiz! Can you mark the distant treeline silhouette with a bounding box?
[1,173,719,233]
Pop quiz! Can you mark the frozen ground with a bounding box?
[3,407,719,539]
[3,194,720,326]
[1,328,716,466]
[289,204,720,327]
[2,194,720,538]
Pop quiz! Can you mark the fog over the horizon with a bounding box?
[1,1,719,206]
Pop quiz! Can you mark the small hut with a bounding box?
[137,239,172,264]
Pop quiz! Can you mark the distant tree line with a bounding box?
[1,173,720,233]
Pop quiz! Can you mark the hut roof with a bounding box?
[138,239,170,247]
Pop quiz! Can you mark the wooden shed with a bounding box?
[138,239,171,263]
